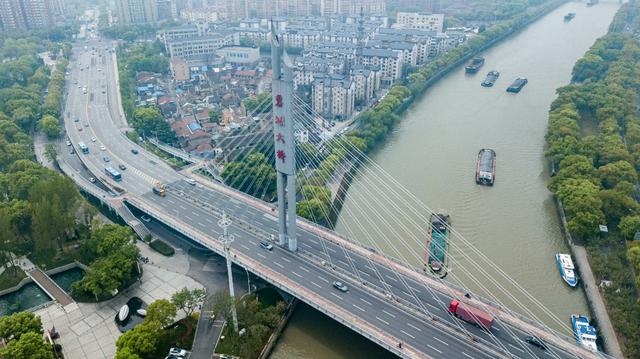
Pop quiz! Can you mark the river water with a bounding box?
[271,2,621,358]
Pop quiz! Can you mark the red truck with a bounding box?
[448,300,494,330]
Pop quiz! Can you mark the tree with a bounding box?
[0,312,43,341]
[171,287,206,317]
[114,347,142,359]
[208,109,221,124]
[38,115,61,139]
[115,321,160,358]
[599,160,638,189]
[1,332,53,359]
[243,92,272,114]
[131,107,175,143]
[619,215,640,240]
[44,144,57,163]
[145,299,176,328]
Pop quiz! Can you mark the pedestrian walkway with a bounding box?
[114,201,151,240]
[26,268,75,308]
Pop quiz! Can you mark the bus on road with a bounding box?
[104,166,122,182]
[78,142,89,154]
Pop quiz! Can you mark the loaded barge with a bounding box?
[424,213,450,278]
[465,57,485,74]
[476,149,496,186]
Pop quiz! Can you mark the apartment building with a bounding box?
[312,74,355,120]
[395,12,444,32]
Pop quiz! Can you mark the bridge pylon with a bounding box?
[270,24,297,252]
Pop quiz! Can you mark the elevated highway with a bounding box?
[60,36,605,359]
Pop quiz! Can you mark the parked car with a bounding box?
[100,145,106,151]
[260,241,273,251]
[91,137,96,142]
[168,348,187,357]
[332,281,348,292]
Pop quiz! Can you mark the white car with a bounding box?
[168,348,187,357]
[66,140,72,146]
[100,145,106,151]
[91,137,96,142]
[184,178,196,186]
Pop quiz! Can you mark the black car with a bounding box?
[131,149,139,154]
[525,336,547,350]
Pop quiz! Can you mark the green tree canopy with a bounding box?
[131,107,175,143]
[0,312,43,341]
[1,331,53,359]
[38,115,61,139]
[145,299,176,328]
[171,287,206,317]
[115,321,161,357]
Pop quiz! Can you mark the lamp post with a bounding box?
[218,212,238,333]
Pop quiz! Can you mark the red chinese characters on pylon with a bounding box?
[277,150,286,162]
[275,94,283,108]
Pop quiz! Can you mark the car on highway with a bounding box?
[84,122,89,127]
[332,281,348,292]
[100,145,106,151]
[89,177,96,183]
[66,140,72,146]
[259,241,273,251]
[168,348,187,357]
[525,336,547,350]
[77,127,83,132]
[91,137,96,142]
[74,118,79,122]
[184,178,196,186]
[141,215,151,223]
[102,156,110,162]
[131,149,139,154]
[118,164,127,170]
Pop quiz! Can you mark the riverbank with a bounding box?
[544,1,640,356]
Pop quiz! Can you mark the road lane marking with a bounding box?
[338,259,350,267]
[330,292,342,300]
[256,253,266,259]
[352,304,365,312]
[360,298,372,306]
[281,257,291,263]
[327,247,337,253]
[317,276,330,283]
[240,244,250,250]
[382,310,396,318]
[184,215,194,221]
[400,330,415,339]
[508,344,524,352]
[299,266,310,273]
[301,243,313,249]
[462,352,474,359]
[358,270,371,277]
[376,316,389,326]
[432,336,449,346]
[427,344,442,354]
[407,323,422,332]
[291,271,303,278]
[273,262,284,269]
[384,274,398,282]
[310,281,322,288]
[197,222,205,227]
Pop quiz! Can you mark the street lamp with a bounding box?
[218,211,239,333]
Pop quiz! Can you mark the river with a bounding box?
[270,2,621,358]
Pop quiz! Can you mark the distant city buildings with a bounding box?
[218,0,385,19]
[0,0,61,32]
[395,12,444,32]
[115,0,158,23]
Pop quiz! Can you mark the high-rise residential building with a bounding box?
[116,0,158,24]
[0,0,55,32]
[395,12,444,32]
[217,0,384,19]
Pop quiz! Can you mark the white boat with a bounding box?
[571,314,598,352]
[136,309,147,317]
[556,253,578,287]
[118,305,129,321]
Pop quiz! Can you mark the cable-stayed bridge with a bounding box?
[60,29,612,359]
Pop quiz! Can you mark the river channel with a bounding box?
[270,2,621,358]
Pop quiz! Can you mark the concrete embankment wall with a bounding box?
[555,199,624,359]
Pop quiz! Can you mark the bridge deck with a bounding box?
[27,268,74,308]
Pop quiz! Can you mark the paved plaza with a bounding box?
[36,252,204,359]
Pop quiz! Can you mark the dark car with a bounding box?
[259,241,273,251]
[131,149,139,154]
[525,336,547,350]
[332,281,348,292]
[118,164,127,170]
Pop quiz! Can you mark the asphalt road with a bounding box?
[60,36,589,359]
